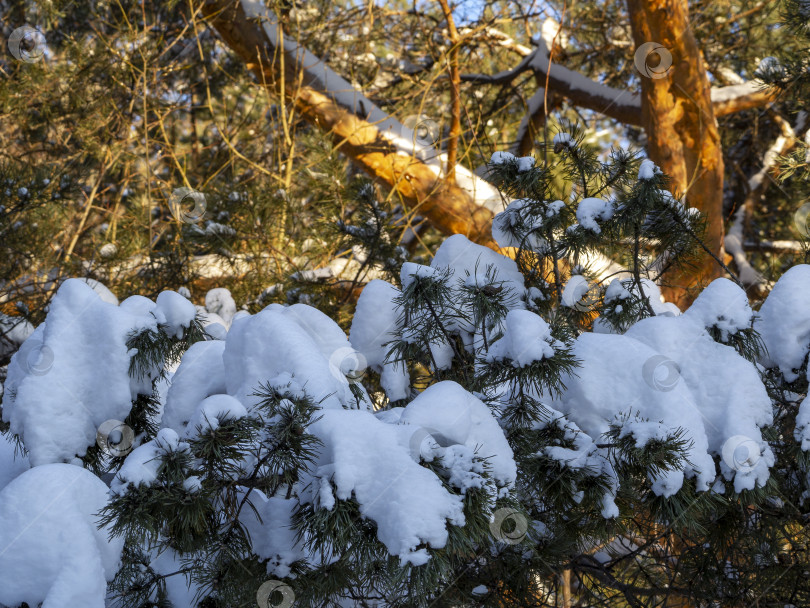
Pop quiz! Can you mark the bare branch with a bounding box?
[438,0,461,182]
[726,110,809,292]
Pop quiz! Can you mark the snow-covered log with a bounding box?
[201,0,503,245]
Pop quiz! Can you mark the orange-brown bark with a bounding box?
[713,87,777,117]
[626,0,725,307]
[201,0,496,247]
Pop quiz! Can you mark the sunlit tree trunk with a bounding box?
[203,0,776,307]
[626,0,725,307]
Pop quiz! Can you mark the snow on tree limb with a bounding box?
[200,0,777,298]
[464,38,778,134]
[726,111,809,292]
[711,81,779,116]
[199,0,635,288]
[201,0,504,245]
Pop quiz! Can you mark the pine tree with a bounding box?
[4,117,810,607]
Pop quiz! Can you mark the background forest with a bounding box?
[1,0,807,339]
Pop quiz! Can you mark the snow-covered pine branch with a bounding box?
[1,135,810,607]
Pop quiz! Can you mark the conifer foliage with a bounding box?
[2,114,810,607]
[5,1,810,606]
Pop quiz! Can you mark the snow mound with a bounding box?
[162,340,227,433]
[554,331,708,497]
[573,197,613,234]
[205,287,237,326]
[308,408,466,566]
[759,266,810,451]
[561,274,599,310]
[757,265,810,381]
[352,236,529,379]
[112,428,188,495]
[555,308,773,495]
[80,277,119,305]
[400,261,438,289]
[156,290,197,339]
[627,313,772,493]
[1,279,162,466]
[183,393,247,438]
[241,492,307,578]
[490,151,515,165]
[224,303,372,410]
[683,278,753,341]
[0,464,123,608]
[486,309,559,367]
[399,381,516,490]
[490,151,534,171]
[431,234,525,301]
[349,279,409,401]
[638,159,662,180]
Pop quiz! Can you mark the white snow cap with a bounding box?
[205,287,237,326]
[574,197,613,234]
[516,156,535,172]
[756,266,810,451]
[309,408,466,566]
[80,277,119,305]
[1,279,163,466]
[366,235,529,373]
[156,290,197,338]
[486,309,558,367]
[683,278,753,340]
[756,265,810,381]
[349,279,409,401]
[183,393,247,438]
[400,261,440,289]
[112,428,189,495]
[490,150,516,165]
[638,159,662,180]
[490,150,534,172]
[553,132,574,148]
[554,304,773,495]
[197,306,229,340]
[0,464,124,608]
[162,340,227,433]
[431,234,525,300]
[400,381,517,489]
[240,491,307,578]
[224,303,371,410]
[627,313,773,493]
[561,274,597,310]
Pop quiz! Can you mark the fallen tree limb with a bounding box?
[201,0,502,246]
